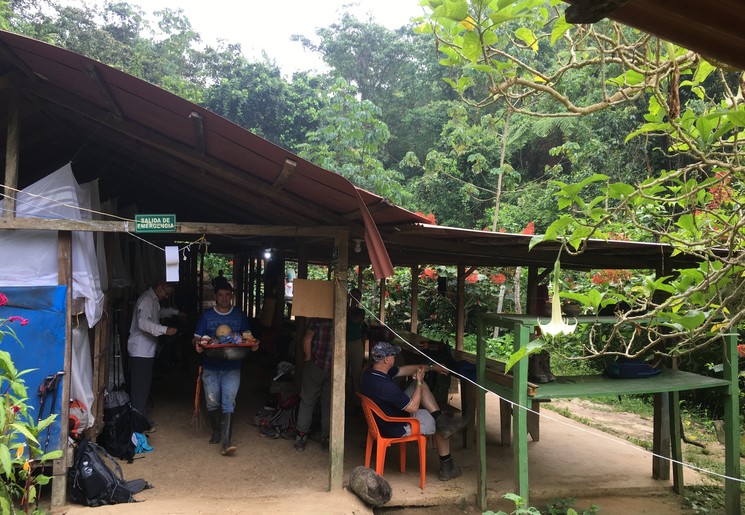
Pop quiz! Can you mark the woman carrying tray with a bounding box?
[193,284,259,456]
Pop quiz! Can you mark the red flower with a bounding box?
[521,221,535,235]
[465,273,479,284]
[0,293,7,306]
[592,273,609,285]
[12,405,20,414]
[8,316,28,325]
[415,212,437,224]
[738,344,745,358]
[489,273,506,285]
[419,268,437,281]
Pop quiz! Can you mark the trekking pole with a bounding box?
[42,372,65,453]
[37,374,57,423]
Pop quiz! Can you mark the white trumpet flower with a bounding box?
[538,257,577,337]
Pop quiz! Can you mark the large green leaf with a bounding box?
[514,27,538,52]
[550,15,571,45]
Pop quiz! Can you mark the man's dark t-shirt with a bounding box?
[360,366,411,437]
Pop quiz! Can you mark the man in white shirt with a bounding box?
[127,279,178,426]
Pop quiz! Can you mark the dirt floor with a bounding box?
[54,355,723,515]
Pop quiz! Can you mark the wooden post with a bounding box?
[248,257,256,318]
[90,293,109,437]
[409,265,419,333]
[455,265,466,351]
[378,278,386,325]
[3,74,19,218]
[652,393,671,480]
[722,331,741,514]
[51,231,73,508]
[233,254,244,311]
[329,232,349,490]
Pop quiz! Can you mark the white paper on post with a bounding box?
[165,246,179,282]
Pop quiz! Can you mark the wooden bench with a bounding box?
[451,349,545,447]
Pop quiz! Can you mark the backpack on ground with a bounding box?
[69,399,91,441]
[254,393,300,438]
[98,390,150,462]
[68,438,151,507]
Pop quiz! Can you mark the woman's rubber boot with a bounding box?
[221,412,237,456]
[208,410,221,444]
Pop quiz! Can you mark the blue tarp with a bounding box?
[0,286,67,452]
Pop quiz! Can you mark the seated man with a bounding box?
[360,341,463,481]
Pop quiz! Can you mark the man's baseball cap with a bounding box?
[371,341,401,361]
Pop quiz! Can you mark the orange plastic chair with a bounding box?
[356,393,427,490]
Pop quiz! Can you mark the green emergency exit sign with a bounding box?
[135,214,177,233]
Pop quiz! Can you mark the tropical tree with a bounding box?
[419,0,745,359]
[297,78,410,204]
[295,12,456,166]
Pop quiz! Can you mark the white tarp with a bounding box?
[71,323,95,430]
[0,163,104,326]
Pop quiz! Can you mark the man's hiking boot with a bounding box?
[435,414,465,439]
[320,436,329,451]
[293,432,308,451]
[208,410,221,444]
[438,458,462,481]
[221,412,237,456]
[282,427,298,440]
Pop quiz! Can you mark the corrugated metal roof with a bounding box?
[565,0,745,71]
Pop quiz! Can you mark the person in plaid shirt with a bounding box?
[293,317,334,451]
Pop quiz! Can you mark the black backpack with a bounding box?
[68,439,150,507]
[98,390,150,463]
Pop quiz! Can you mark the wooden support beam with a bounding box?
[91,293,109,438]
[51,231,73,508]
[410,265,419,333]
[456,265,466,351]
[378,278,386,324]
[329,232,349,491]
[188,111,206,155]
[84,62,124,122]
[3,73,19,218]
[273,158,297,190]
[0,216,348,237]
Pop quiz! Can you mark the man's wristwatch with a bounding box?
[416,381,423,386]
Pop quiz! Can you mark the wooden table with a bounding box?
[473,314,741,514]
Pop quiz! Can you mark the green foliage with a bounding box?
[295,11,456,166]
[297,78,410,204]
[485,493,547,514]
[202,253,232,283]
[0,293,63,514]
[545,497,598,515]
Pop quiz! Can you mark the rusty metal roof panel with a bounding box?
[0,30,429,232]
[565,0,745,70]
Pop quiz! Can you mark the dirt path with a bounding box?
[57,360,714,514]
